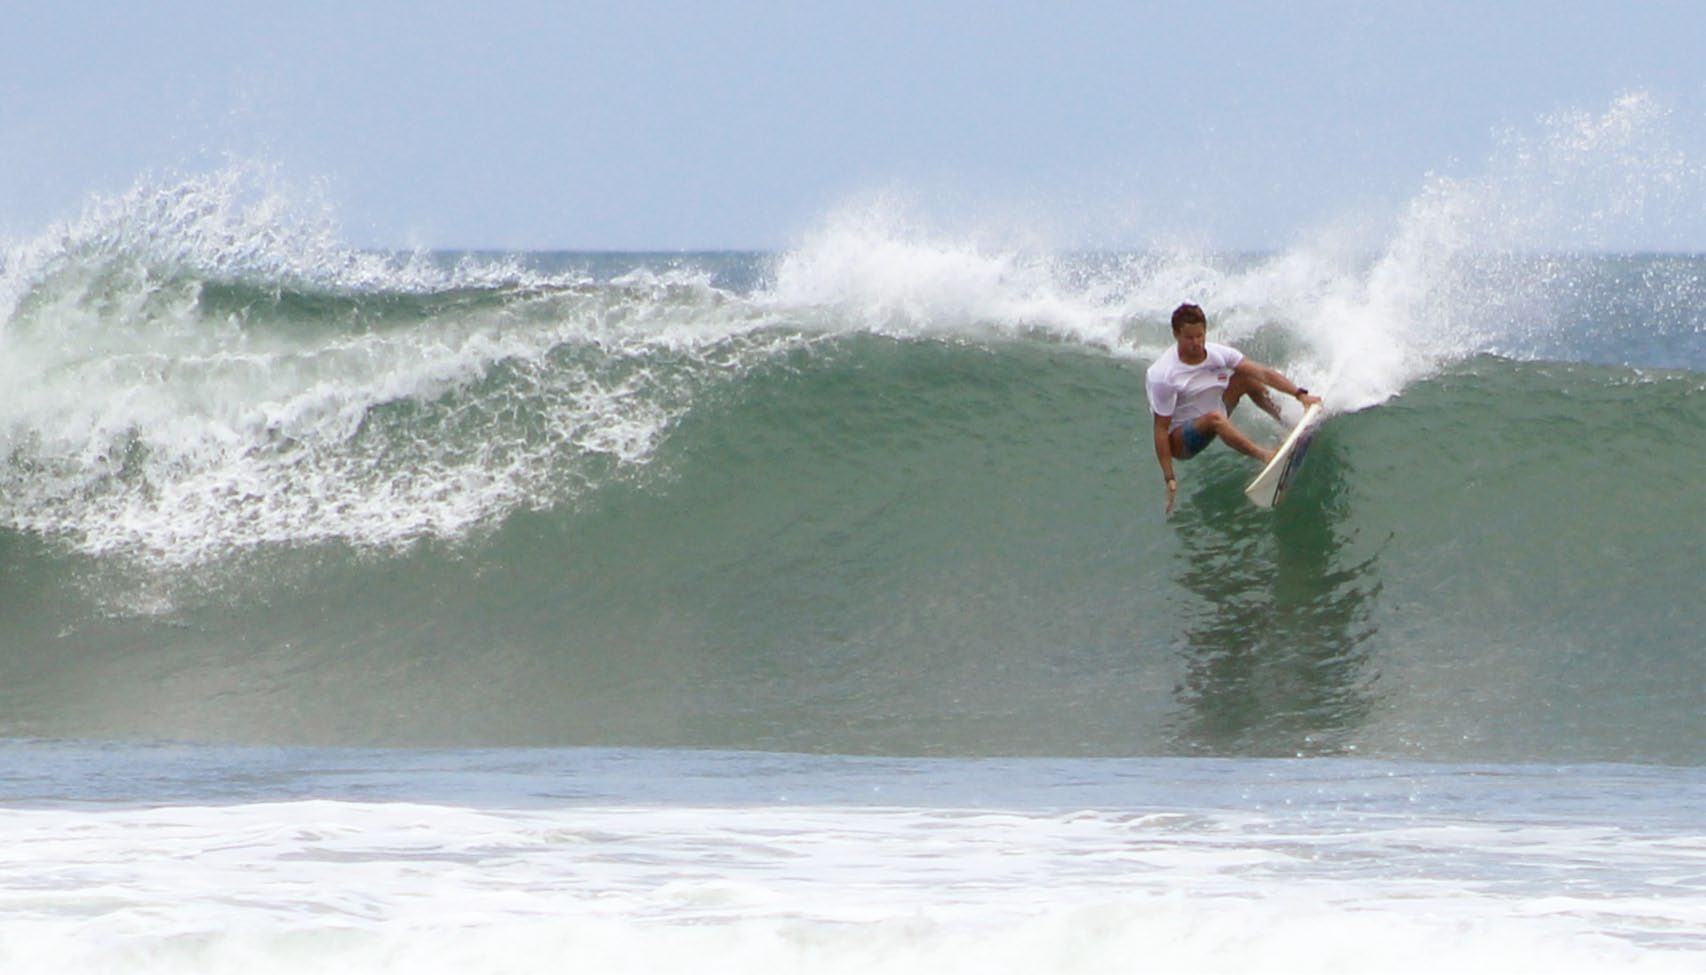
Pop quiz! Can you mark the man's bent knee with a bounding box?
[1173,416,1222,459]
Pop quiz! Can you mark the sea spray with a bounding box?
[1295,91,1703,404]
[763,96,1701,414]
[762,195,1123,344]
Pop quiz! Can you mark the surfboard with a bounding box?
[1244,402,1325,508]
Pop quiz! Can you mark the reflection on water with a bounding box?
[1164,435,1384,756]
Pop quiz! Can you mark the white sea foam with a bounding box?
[1,793,1699,975]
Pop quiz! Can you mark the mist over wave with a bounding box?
[772,91,1702,391]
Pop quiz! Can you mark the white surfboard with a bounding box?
[1244,402,1325,508]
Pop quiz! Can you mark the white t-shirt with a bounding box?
[1146,342,1244,430]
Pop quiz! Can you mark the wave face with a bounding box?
[2,100,1703,763]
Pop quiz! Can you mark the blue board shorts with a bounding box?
[1177,420,1218,459]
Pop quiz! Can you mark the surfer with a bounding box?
[1148,303,1321,513]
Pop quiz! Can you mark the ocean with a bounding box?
[2,154,1703,969]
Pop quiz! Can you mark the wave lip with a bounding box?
[0,174,812,564]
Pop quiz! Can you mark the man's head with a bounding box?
[1170,303,1209,360]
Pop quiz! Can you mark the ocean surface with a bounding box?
[2,152,1704,969]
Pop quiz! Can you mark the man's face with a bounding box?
[1174,322,1208,361]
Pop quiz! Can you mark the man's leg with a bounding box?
[1174,413,1273,464]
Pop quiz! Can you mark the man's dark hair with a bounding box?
[1170,303,1207,333]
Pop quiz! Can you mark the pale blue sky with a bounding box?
[4,1,1704,250]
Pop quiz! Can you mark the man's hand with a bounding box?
[1164,477,1177,515]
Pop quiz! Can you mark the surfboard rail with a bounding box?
[1244,402,1325,508]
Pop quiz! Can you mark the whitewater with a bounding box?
[1,93,1702,972]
